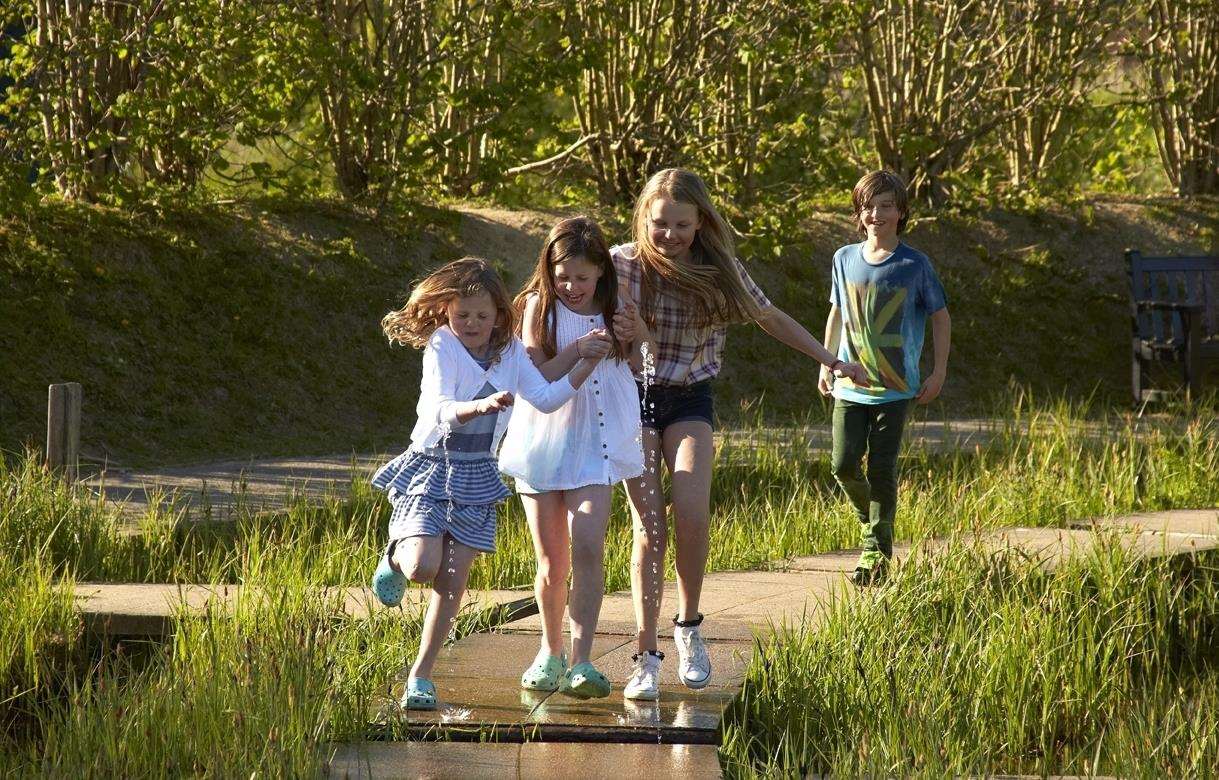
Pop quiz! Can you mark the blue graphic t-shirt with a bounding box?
[829,242,947,404]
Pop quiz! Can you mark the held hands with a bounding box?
[612,296,640,344]
[477,390,514,415]
[819,361,872,395]
[575,328,613,360]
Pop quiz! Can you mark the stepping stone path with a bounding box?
[328,508,1217,778]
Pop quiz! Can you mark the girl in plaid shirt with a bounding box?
[611,169,868,700]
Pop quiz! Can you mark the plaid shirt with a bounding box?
[611,243,771,386]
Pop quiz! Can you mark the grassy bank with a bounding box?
[722,544,1219,777]
[4,195,1218,465]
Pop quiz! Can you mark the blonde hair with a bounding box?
[516,216,626,361]
[382,257,516,362]
[630,168,764,328]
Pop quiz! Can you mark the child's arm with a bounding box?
[756,306,870,387]
[423,341,513,427]
[915,308,951,404]
[521,294,613,381]
[818,305,842,397]
[514,338,608,413]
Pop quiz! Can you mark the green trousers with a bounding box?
[831,398,910,561]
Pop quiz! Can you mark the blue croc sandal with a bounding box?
[401,677,437,710]
[563,662,612,699]
[372,539,407,607]
[520,652,567,692]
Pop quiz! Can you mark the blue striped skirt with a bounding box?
[370,450,509,553]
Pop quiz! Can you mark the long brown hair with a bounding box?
[515,217,624,360]
[382,256,516,362]
[630,168,765,328]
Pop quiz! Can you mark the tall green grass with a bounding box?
[1,395,1215,774]
[4,395,1217,592]
[721,542,1219,777]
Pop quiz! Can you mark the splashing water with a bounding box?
[441,707,473,723]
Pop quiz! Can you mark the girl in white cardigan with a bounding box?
[499,218,652,699]
[370,257,611,710]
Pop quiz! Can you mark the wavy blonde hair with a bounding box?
[630,168,765,328]
[515,216,625,361]
[382,257,516,362]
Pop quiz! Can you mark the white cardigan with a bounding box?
[408,326,577,453]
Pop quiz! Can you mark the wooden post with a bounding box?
[46,382,82,481]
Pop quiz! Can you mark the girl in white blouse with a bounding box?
[500,217,652,699]
[371,256,610,710]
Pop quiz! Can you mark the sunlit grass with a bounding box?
[0,392,1215,774]
[720,542,1219,777]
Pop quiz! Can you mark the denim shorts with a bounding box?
[636,380,715,432]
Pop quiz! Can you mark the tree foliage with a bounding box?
[0,0,1212,209]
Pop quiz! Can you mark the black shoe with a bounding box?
[851,561,888,588]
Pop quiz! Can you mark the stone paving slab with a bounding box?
[325,742,721,779]
[1082,508,1218,538]
[518,743,721,779]
[326,741,520,779]
[385,633,633,729]
[75,582,532,637]
[502,570,843,640]
[85,454,384,518]
[942,525,1219,572]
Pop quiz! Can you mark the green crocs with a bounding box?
[520,652,567,692]
[401,677,437,710]
[563,662,611,699]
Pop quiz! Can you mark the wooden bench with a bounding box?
[1127,249,1219,403]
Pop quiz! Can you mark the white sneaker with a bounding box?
[675,623,711,689]
[623,650,663,701]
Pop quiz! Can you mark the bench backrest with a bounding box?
[1126,250,1219,344]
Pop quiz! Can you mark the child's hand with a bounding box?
[834,361,871,387]
[915,370,945,405]
[817,366,835,397]
[612,293,640,344]
[478,391,514,415]
[576,329,613,359]
[612,301,638,344]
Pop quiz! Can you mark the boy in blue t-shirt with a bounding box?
[819,171,951,586]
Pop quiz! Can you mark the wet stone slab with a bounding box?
[518,743,722,779]
[326,741,520,779]
[380,632,634,729]
[324,742,722,779]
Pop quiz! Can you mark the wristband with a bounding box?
[828,359,843,372]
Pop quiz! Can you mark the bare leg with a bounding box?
[625,426,667,653]
[662,421,714,623]
[409,536,480,681]
[522,491,571,657]
[392,535,443,584]
[564,484,613,665]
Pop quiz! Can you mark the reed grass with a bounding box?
[720,542,1219,777]
[0,393,1215,775]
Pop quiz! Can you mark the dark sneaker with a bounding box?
[851,559,888,588]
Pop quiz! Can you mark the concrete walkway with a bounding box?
[328,509,1217,778]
